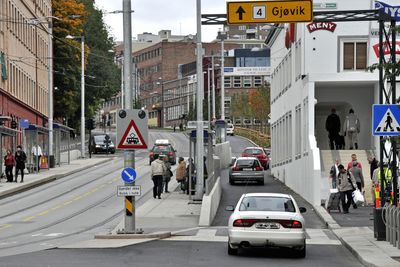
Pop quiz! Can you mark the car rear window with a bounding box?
[94,136,106,142]
[244,148,263,155]
[152,146,171,153]
[236,159,259,167]
[239,196,296,212]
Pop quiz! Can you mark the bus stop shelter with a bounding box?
[0,126,19,176]
[53,123,74,166]
[25,124,49,173]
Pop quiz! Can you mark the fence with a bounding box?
[383,203,400,249]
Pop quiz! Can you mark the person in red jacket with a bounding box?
[4,149,15,182]
[347,154,362,170]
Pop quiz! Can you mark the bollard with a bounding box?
[385,204,390,242]
[397,208,400,249]
[395,208,400,248]
[391,206,396,246]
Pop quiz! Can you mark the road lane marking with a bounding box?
[73,196,83,201]
[37,210,50,216]
[64,200,73,206]
[0,224,12,230]
[51,205,62,211]
[23,216,36,222]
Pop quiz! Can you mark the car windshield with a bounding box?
[244,148,263,155]
[239,196,296,212]
[236,159,259,168]
[152,146,171,153]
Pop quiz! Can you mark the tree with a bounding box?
[231,92,253,121]
[52,0,120,130]
[52,0,86,128]
[248,85,270,122]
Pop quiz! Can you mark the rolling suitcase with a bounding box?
[326,188,341,213]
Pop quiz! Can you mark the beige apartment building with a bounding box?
[0,0,50,127]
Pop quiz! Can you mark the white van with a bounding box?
[227,123,235,136]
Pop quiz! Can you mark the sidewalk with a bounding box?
[0,157,112,199]
[315,204,400,267]
[63,180,202,249]
[110,179,201,234]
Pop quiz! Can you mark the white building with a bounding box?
[267,0,399,205]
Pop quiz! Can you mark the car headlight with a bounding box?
[96,145,101,148]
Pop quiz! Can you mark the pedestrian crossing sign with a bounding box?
[373,104,400,136]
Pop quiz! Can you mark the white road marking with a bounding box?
[44,233,64,237]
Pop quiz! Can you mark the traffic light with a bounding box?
[86,118,95,130]
[11,119,17,129]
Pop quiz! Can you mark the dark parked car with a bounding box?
[90,134,115,154]
[241,147,269,169]
[149,139,177,165]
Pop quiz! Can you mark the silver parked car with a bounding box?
[229,157,265,185]
[227,193,307,257]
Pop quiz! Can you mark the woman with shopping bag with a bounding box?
[349,161,365,208]
[337,164,358,214]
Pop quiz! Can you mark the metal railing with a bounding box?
[383,203,400,249]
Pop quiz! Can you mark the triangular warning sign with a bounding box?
[118,120,148,149]
[375,108,400,133]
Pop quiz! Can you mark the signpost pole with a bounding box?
[123,0,135,234]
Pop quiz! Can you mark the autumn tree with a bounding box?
[248,85,270,122]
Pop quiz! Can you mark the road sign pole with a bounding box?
[123,0,135,233]
[124,150,135,233]
[195,0,204,201]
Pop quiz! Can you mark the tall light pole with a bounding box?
[47,19,54,166]
[211,55,216,120]
[218,31,226,120]
[66,35,85,158]
[195,0,204,200]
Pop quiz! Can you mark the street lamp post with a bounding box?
[218,31,226,120]
[66,35,85,158]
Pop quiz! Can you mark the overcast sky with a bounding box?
[95,0,225,42]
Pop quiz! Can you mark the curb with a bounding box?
[312,205,341,230]
[0,158,112,199]
[95,231,171,240]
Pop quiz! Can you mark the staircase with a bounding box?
[320,149,375,205]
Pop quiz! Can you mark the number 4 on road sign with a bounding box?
[253,6,266,19]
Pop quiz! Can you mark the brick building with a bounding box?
[0,0,51,130]
[134,40,239,127]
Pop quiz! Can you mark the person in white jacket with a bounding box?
[344,109,360,150]
[151,154,166,199]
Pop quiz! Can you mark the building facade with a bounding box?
[267,0,399,205]
[0,0,50,129]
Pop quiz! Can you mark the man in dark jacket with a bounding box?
[368,156,379,181]
[326,108,341,150]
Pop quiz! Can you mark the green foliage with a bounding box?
[53,0,120,130]
[231,92,253,119]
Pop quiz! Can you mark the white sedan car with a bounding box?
[227,193,307,257]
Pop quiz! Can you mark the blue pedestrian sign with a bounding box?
[121,167,137,183]
[373,104,400,136]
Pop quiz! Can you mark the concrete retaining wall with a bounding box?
[214,142,232,169]
[199,177,222,226]
[60,149,80,163]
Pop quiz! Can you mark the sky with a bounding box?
[94,0,226,42]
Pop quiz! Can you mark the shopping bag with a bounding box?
[352,189,364,205]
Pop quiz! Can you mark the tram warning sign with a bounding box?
[117,109,148,150]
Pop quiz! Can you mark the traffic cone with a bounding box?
[375,185,381,208]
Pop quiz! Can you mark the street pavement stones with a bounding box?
[0,157,113,199]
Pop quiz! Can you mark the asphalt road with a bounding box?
[0,130,189,258]
[0,240,364,267]
[0,134,364,266]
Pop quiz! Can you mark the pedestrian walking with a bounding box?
[31,144,42,172]
[4,149,15,183]
[337,164,357,214]
[173,124,176,132]
[347,154,362,170]
[15,145,27,183]
[368,156,379,181]
[176,157,186,192]
[329,159,340,189]
[150,154,166,199]
[344,109,360,150]
[325,108,341,150]
[349,161,365,208]
[163,156,172,193]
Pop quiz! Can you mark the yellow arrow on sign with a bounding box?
[227,0,313,25]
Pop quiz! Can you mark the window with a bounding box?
[224,77,231,88]
[239,196,295,212]
[243,77,252,87]
[233,76,241,88]
[254,76,262,87]
[342,41,367,70]
[238,25,246,31]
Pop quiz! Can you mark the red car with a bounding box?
[241,147,269,169]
